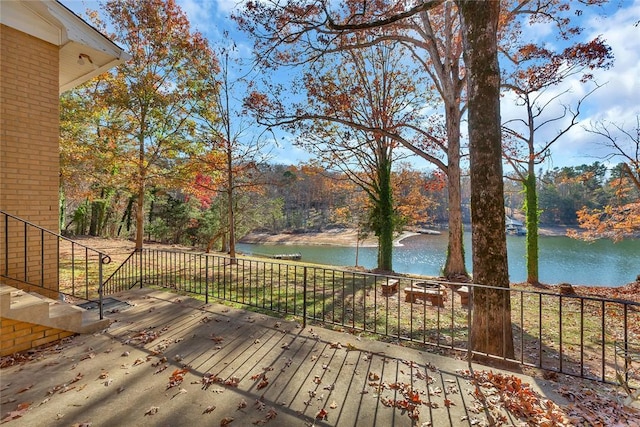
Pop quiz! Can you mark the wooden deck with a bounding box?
[0,288,558,426]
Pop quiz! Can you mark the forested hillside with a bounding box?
[60,158,637,250]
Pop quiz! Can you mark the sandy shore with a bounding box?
[239,228,404,247]
[240,226,572,247]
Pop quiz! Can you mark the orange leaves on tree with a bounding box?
[570,202,640,242]
[243,91,272,116]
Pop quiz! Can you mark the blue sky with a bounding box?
[60,0,640,171]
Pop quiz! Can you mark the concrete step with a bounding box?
[1,289,50,324]
[80,310,111,333]
[0,284,111,334]
[1,283,14,312]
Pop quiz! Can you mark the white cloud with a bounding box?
[502,0,640,169]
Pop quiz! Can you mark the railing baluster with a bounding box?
[601,300,606,382]
[559,295,563,373]
[23,221,27,281]
[2,210,111,310]
[84,247,89,300]
[520,292,524,365]
[580,298,585,378]
[539,293,543,369]
[1,214,628,390]
[40,229,44,287]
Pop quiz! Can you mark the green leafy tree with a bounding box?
[96,0,217,249]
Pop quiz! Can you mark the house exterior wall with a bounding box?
[0,317,75,356]
[0,24,60,295]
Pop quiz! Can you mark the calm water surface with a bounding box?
[237,233,640,287]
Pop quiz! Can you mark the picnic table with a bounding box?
[404,283,446,307]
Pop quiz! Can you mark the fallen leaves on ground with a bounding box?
[315,408,328,420]
[144,406,159,416]
[461,369,640,426]
[127,328,161,345]
[167,368,189,389]
[464,370,567,425]
[1,402,31,423]
[557,382,640,426]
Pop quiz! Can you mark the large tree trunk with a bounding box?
[524,171,540,284]
[459,0,514,359]
[377,160,394,272]
[443,104,467,278]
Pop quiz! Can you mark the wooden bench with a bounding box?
[381,279,399,296]
[403,287,445,307]
[456,286,469,306]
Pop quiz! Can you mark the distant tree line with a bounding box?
[60,158,636,248]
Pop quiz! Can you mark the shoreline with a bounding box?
[239,226,572,247]
[239,229,421,247]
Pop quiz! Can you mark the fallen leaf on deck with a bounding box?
[167,368,189,389]
[144,406,159,416]
[266,408,277,420]
[16,385,33,394]
[225,376,240,387]
[1,402,31,423]
[237,399,247,410]
[316,408,328,420]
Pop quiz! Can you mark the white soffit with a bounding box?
[1,0,130,93]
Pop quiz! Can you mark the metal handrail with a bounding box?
[1,210,112,319]
[99,246,639,385]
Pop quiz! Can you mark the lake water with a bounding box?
[237,233,640,287]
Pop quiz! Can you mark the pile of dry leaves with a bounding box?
[462,369,640,426]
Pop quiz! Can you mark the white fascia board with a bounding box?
[47,1,130,60]
[1,1,129,60]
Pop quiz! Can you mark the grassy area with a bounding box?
[58,238,640,386]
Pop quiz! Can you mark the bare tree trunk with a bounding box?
[135,132,145,250]
[524,171,540,284]
[443,104,467,278]
[459,0,514,359]
[227,153,237,263]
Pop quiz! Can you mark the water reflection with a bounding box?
[237,233,640,287]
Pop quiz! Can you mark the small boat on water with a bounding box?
[506,216,526,235]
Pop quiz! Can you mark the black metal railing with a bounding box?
[102,247,639,386]
[1,210,111,319]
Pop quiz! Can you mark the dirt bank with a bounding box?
[239,229,420,247]
[240,226,573,246]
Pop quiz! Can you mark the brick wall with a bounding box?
[0,24,60,294]
[0,317,75,357]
